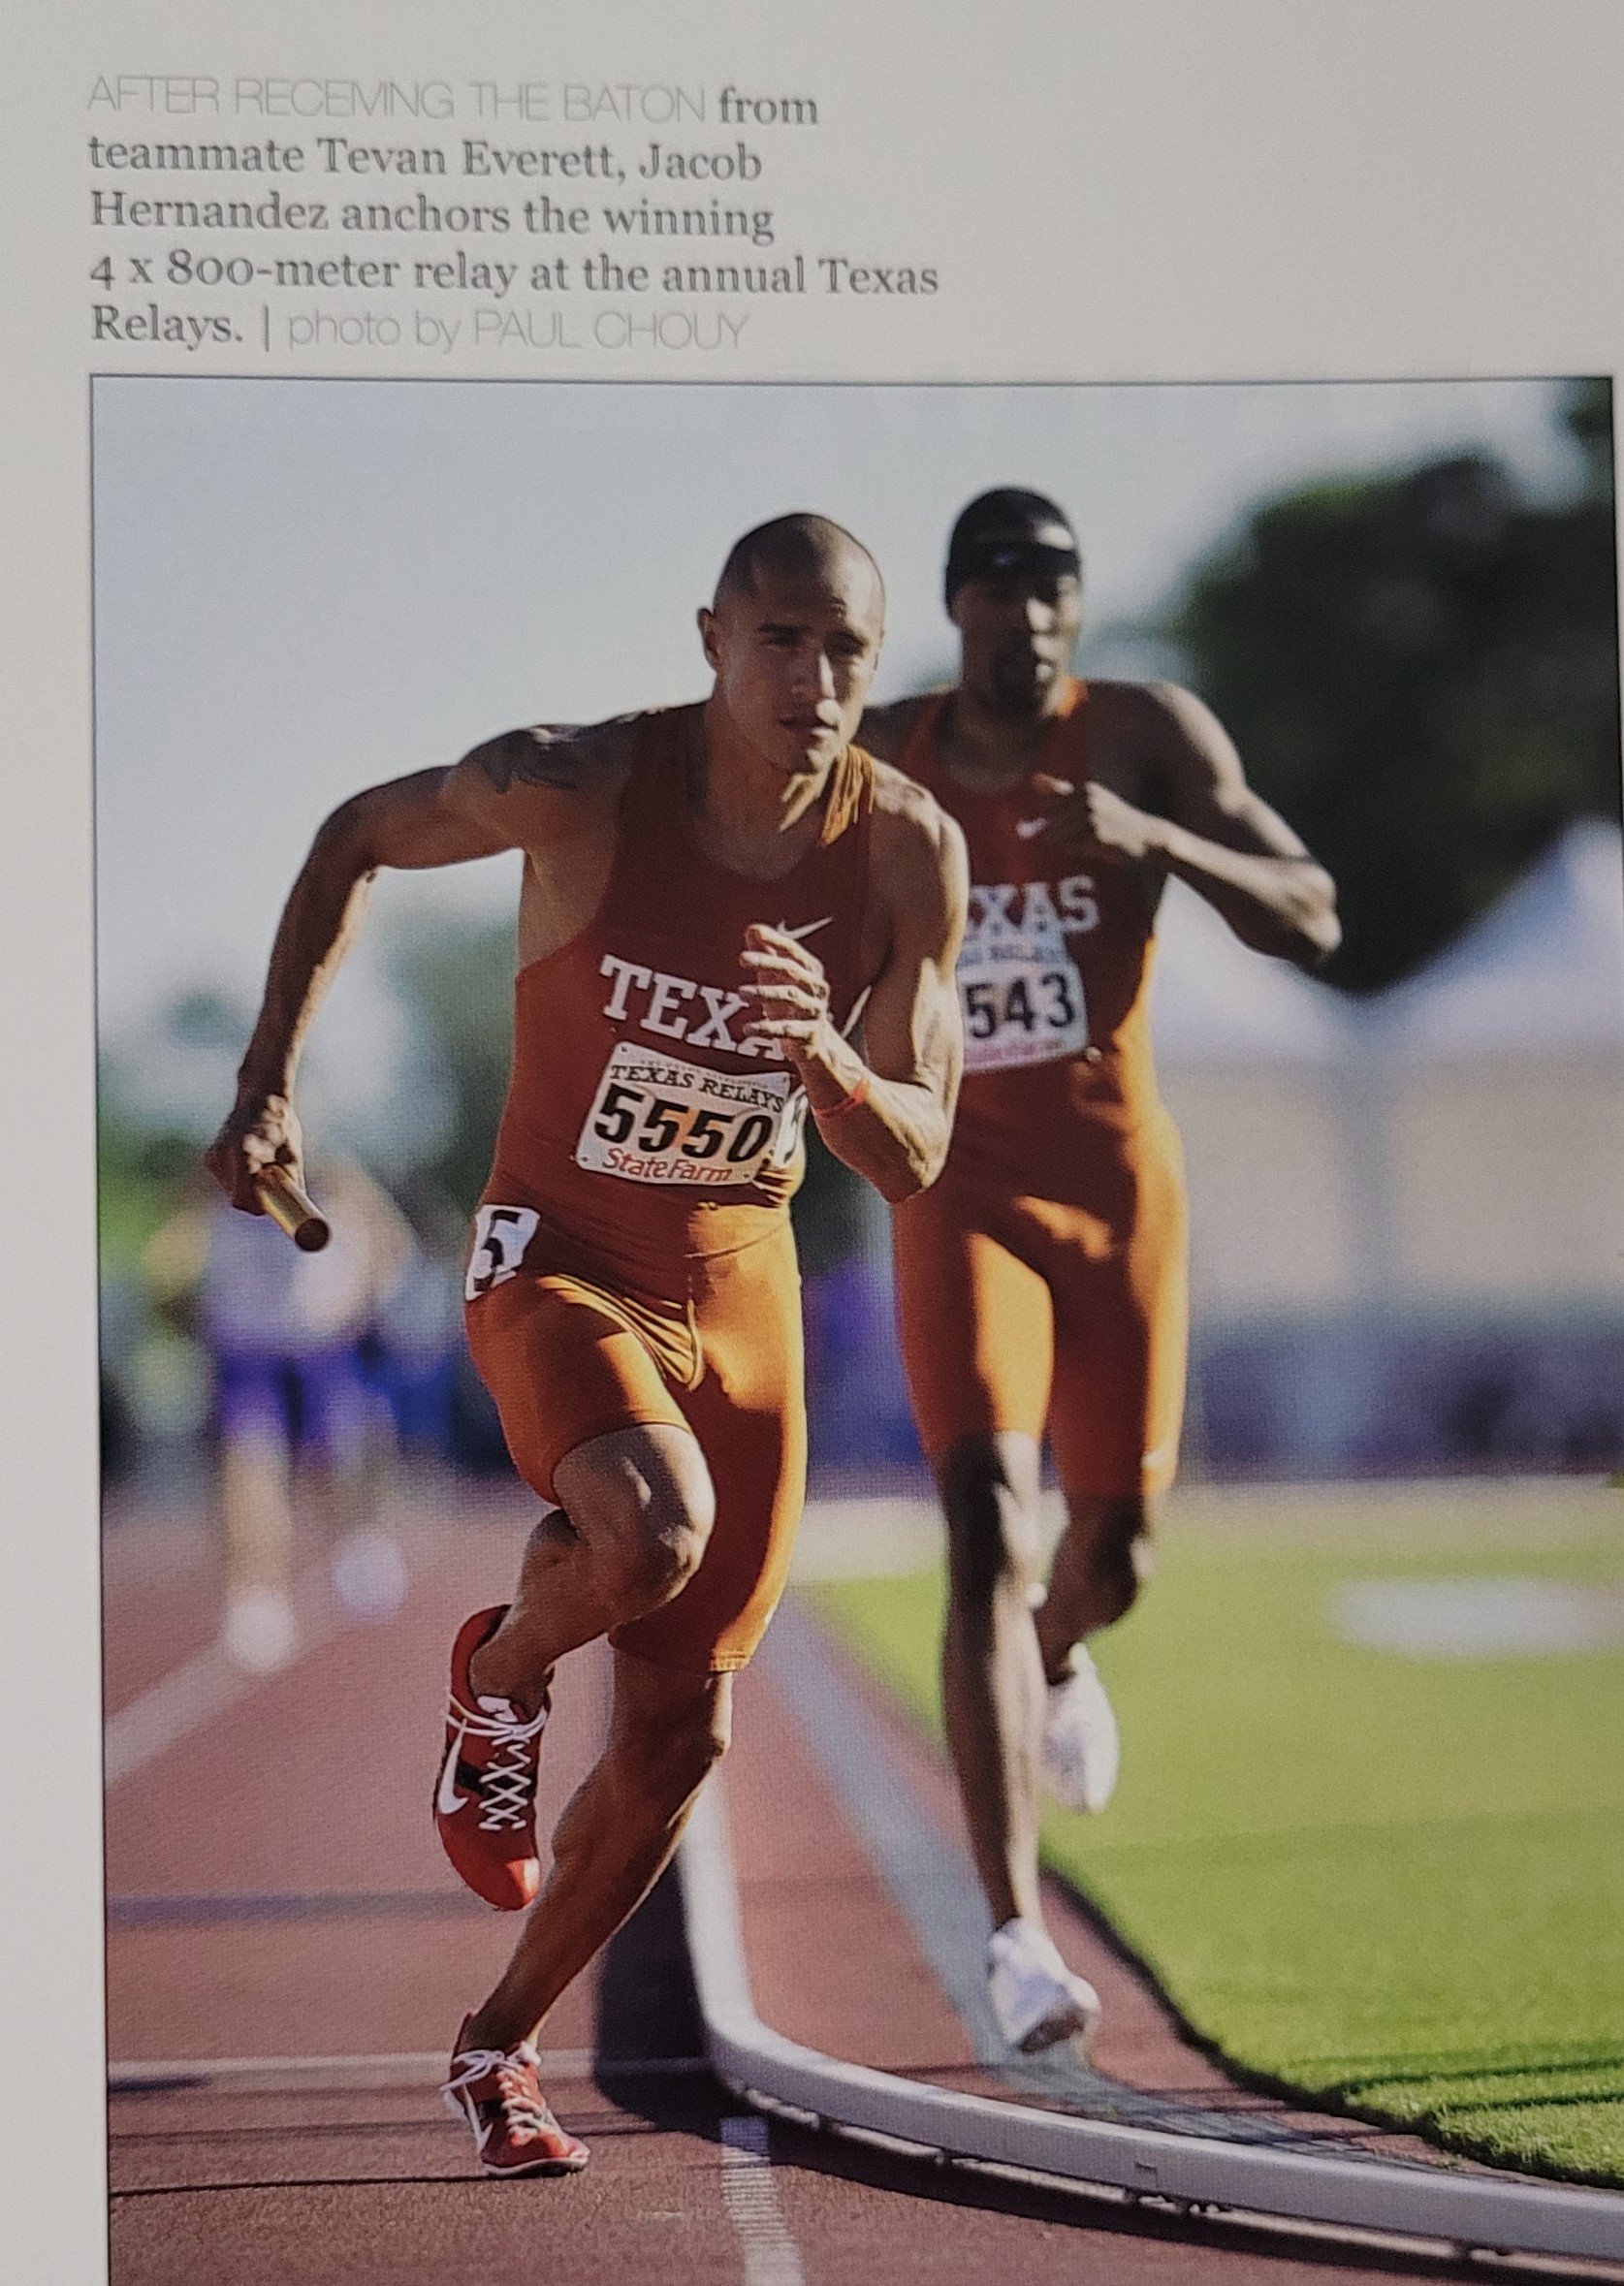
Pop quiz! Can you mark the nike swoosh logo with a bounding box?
[780,914,835,941]
[1014,817,1049,841]
[436,1727,468,1818]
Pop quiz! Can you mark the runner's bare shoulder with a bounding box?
[869,757,970,925]
[858,693,936,768]
[1102,680,1310,856]
[445,714,642,847]
[1090,676,1231,762]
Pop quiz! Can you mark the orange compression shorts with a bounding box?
[463,1215,805,1675]
[891,1108,1189,1501]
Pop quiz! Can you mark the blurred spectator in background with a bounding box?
[146,1155,415,1671]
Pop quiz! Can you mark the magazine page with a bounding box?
[3,4,1621,2279]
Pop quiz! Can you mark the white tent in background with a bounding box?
[1140,831,1624,1317]
[1148,880,1359,1312]
[1364,820,1624,1303]
[1150,876,1353,1068]
[1375,819,1624,1062]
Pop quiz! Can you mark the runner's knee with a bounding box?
[613,1476,716,1609]
[558,1431,716,1610]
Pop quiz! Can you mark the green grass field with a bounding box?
[807,1482,1624,2185]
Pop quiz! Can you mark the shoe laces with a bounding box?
[493,2055,555,2143]
[443,2042,553,2143]
[454,1693,548,1831]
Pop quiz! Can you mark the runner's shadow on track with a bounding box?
[591,1864,730,2138]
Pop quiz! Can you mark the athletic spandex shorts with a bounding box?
[212,1340,380,1466]
[464,1215,805,1675]
[891,1108,1189,1501]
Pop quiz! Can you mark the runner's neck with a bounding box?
[939,676,1081,794]
[688,701,834,880]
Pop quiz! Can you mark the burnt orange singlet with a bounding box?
[891,680,1189,1500]
[464,706,875,1671]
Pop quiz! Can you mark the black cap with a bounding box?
[944,488,1080,606]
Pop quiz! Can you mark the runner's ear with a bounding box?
[697,606,722,673]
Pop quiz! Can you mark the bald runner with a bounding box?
[209,514,969,2175]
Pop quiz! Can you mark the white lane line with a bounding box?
[764,1603,1308,2138]
[720,2115,807,2286]
[1330,1576,1624,1658]
[110,2049,589,2094]
[104,1569,354,1788]
[110,2048,710,2095]
[105,1640,264,1789]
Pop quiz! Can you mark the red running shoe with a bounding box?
[434,1606,549,1910]
[442,2017,589,2176]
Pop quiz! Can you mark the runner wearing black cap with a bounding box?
[863,489,1340,2052]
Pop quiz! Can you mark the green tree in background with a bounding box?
[1166,380,1619,993]
[98,1102,199,1274]
[387,918,516,1217]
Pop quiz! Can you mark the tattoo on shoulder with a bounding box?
[473,727,582,793]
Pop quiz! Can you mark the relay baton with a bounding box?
[254,1164,332,1253]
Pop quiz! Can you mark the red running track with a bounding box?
[104,1487,1607,2286]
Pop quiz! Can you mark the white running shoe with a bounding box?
[987,1917,1101,2054]
[223,1585,299,1675]
[1040,1645,1120,1813]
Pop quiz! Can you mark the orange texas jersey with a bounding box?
[898,678,1165,1194]
[477,705,876,1272]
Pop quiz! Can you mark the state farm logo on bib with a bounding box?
[958,873,1098,1073]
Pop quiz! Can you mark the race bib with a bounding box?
[465,1204,541,1301]
[575,1039,804,1186]
[958,940,1089,1071]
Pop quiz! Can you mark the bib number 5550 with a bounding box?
[591,1083,777,1166]
[576,1039,798,1185]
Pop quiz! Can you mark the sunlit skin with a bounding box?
[697,550,887,820]
[203,515,968,2067]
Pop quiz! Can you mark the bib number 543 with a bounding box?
[963,968,1081,1038]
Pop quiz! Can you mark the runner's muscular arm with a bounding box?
[207,723,621,1210]
[1044,684,1340,968]
[740,789,969,1203]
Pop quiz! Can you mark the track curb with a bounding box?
[677,1778,1624,2265]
